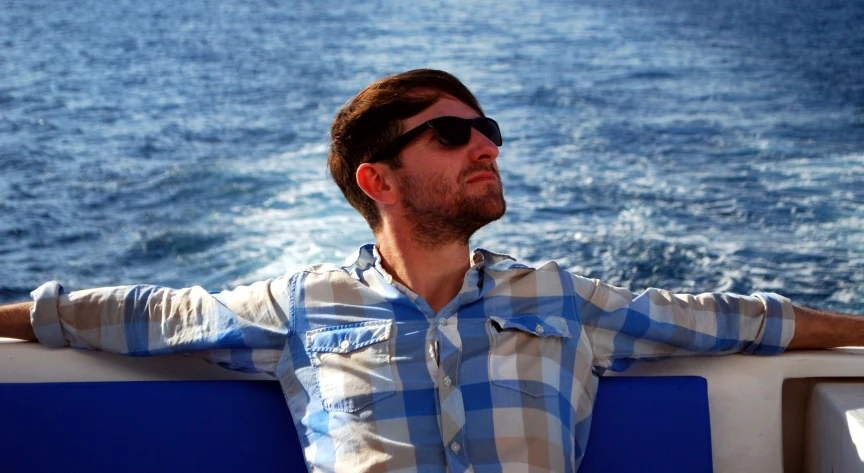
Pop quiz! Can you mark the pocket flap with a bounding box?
[306,319,392,354]
[489,314,571,338]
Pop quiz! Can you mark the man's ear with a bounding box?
[356,163,398,205]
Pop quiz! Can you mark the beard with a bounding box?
[397,163,506,249]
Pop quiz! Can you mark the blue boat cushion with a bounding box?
[579,376,713,472]
[0,376,711,472]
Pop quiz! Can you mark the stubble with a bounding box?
[398,163,506,249]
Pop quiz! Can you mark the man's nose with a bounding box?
[468,127,499,162]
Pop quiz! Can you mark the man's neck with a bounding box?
[375,229,471,314]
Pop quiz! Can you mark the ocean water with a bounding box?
[1,0,862,313]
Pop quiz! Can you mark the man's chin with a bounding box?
[467,194,506,226]
[483,186,507,220]
[486,201,507,224]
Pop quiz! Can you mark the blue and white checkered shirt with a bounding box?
[31,244,795,472]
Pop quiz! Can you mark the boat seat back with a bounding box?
[1,376,711,472]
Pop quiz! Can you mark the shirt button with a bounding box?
[340,339,350,349]
[535,324,545,334]
[438,317,448,326]
[450,442,461,453]
[444,376,452,386]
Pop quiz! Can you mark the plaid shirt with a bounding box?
[31,244,795,472]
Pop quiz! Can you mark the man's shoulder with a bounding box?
[477,249,587,300]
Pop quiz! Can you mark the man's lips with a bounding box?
[466,172,498,184]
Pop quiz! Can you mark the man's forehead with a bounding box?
[401,95,482,130]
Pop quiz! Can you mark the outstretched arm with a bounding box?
[1,279,293,375]
[788,305,864,349]
[0,301,35,341]
[576,271,863,372]
[4,286,859,350]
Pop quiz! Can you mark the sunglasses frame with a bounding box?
[368,116,502,163]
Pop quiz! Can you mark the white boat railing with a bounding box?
[608,347,864,472]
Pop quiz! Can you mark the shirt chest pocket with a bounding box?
[305,319,396,413]
[487,314,571,398]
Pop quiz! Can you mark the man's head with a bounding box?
[328,69,504,241]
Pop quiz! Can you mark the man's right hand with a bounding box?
[0,301,36,341]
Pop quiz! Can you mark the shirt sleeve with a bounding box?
[569,275,796,372]
[29,277,294,375]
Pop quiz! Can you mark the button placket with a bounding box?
[435,311,470,471]
[442,430,471,472]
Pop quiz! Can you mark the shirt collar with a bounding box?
[344,244,377,271]
[343,244,518,314]
[345,244,516,273]
[470,248,516,269]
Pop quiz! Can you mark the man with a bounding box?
[0,69,860,472]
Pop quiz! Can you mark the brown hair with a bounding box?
[328,69,484,231]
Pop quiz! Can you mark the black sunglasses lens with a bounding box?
[475,118,502,146]
[429,117,503,147]
[429,117,472,146]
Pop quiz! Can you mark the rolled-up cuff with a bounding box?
[746,292,796,355]
[30,281,69,348]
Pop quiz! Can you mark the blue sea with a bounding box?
[1,0,862,313]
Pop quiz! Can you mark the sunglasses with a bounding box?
[368,116,503,163]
